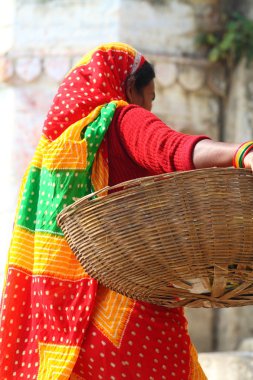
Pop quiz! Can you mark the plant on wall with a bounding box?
[197,12,253,141]
[197,12,253,69]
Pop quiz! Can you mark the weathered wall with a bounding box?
[13,0,121,55]
[220,1,253,142]
[225,59,253,142]
[119,0,222,55]
[13,0,222,56]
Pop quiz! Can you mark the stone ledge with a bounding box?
[0,53,227,97]
[199,352,253,380]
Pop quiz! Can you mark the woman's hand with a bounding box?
[243,151,253,172]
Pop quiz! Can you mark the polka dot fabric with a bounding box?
[0,100,120,379]
[71,299,193,380]
[1,268,96,379]
[68,287,207,380]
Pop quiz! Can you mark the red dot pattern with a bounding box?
[0,269,206,379]
[71,301,192,380]
[0,267,97,379]
[43,46,145,141]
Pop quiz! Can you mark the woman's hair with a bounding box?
[132,61,155,93]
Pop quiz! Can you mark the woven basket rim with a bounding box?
[57,167,250,226]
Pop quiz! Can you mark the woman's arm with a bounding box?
[116,105,209,173]
[116,105,253,173]
[193,139,253,171]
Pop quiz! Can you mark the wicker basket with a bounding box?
[57,168,253,308]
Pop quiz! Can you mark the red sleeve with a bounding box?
[116,105,210,173]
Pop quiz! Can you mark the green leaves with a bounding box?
[197,13,253,67]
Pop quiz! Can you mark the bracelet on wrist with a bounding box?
[233,141,253,168]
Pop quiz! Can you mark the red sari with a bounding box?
[0,42,206,379]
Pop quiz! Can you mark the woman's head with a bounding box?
[125,61,156,111]
[43,42,153,140]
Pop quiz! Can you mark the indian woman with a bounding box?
[1,42,253,380]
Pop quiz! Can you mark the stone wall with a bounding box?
[12,0,222,56]
[199,352,253,380]
[1,0,253,354]
[13,0,120,55]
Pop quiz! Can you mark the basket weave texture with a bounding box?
[57,168,253,308]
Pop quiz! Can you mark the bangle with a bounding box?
[233,141,253,168]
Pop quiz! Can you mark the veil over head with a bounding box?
[43,42,146,140]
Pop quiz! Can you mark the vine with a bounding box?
[197,12,253,69]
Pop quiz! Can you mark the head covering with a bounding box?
[43,42,146,140]
[0,43,147,379]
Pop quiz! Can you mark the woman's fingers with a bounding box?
[243,151,253,172]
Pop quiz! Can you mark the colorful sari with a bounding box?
[0,42,206,379]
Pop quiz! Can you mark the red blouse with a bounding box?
[107,105,209,186]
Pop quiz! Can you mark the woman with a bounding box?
[1,42,253,380]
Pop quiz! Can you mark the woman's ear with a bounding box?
[125,76,136,103]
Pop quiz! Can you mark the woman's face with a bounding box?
[140,80,156,111]
[127,79,156,111]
